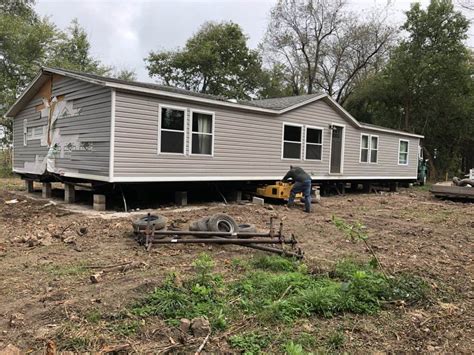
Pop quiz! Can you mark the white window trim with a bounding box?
[359,133,379,164]
[281,122,303,160]
[304,125,324,161]
[370,135,379,164]
[158,104,187,156]
[328,123,345,175]
[26,125,45,141]
[23,119,27,146]
[398,139,409,166]
[360,134,369,163]
[189,109,215,157]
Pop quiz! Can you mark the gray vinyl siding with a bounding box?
[113,91,419,180]
[13,76,111,176]
[13,97,48,171]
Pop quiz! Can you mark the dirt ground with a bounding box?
[0,178,472,353]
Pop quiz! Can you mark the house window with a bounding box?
[27,126,44,140]
[191,111,214,155]
[282,124,302,159]
[399,140,409,165]
[159,106,186,154]
[360,134,378,163]
[305,127,323,160]
[370,136,378,163]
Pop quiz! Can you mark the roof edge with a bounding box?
[4,67,424,139]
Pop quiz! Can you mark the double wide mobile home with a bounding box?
[6,68,423,187]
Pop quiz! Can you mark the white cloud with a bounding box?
[35,0,473,81]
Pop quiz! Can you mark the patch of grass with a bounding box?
[252,255,304,272]
[326,330,345,351]
[293,332,318,350]
[131,254,428,333]
[0,177,24,191]
[85,310,102,324]
[413,183,432,192]
[132,254,229,330]
[228,331,270,354]
[231,257,250,272]
[59,337,91,351]
[283,341,310,355]
[109,320,141,337]
[45,263,88,277]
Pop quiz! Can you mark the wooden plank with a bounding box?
[430,185,474,199]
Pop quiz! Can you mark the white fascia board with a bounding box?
[4,71,45,118]
[102,81,278,114]
[111,175,417,183]
[278,94,328,114]
[360,124,424,139]
[12,169,111,182]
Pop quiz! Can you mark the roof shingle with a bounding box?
[46,67,321,111]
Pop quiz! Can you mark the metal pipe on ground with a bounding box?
[147,230,277,238]
[243,244,303,259]
[149,238,296,245]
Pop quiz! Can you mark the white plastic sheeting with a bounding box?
[20,97,82,175]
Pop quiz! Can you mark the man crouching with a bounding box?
[282,166,312,213]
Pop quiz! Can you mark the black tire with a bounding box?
[133,214,167,233]
[208,213,239,233]
[237,224,257,237]
[238,224,257,233]
[189,217,211,232]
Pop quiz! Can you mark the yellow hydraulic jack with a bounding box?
[256,181,303,201]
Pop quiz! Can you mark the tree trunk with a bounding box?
[423,146,437,181]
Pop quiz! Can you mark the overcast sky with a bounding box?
[35,0,473,81]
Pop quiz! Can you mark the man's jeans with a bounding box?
[288,179,312,212]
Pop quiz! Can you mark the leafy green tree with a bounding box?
[113,68,137,81]
[258,64,295,99]
[145,21,265,99]
[1,6,110,147]
[0,0,57,144]
[345,0,473,178]
[48,18,110,75]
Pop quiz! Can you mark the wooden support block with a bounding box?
[389,182,398,192]
[226,190,242,202]
[362,182,371,194]
[252,196,264,205]
[93,194,106,211]
[175,191,187,206]
[64,183,75,203]
[42,182,52,198]
[25,180,34,193]
[337,183,346,195]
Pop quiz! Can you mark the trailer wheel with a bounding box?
[237,224,257,237]
[133,214,167,233]
[208,213,239,233]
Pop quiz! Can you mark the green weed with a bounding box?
[85,310,101,324]
[109,320,141,336]
[132,255,228,330]
[252,255,304,272]
[228,332,270,354]
[283,341,311,355]
[45,264,88,277]
[131,254,428,332]
[326,331,345,350]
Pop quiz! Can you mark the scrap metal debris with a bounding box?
[133,213,303,259]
